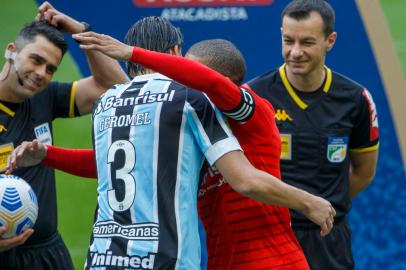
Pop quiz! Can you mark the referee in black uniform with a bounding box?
[0,2,127,269]
[248,1,379,269]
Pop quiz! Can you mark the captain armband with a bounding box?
[222,87,255,122]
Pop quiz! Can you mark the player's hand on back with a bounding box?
[36,1,86,34]
[6,140,47,174]
[73,32,133,61]
[0,227,33,252]
[302,195,336,237]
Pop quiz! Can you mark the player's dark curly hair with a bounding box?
[124,16,183,78]
[282,0,335,37]
[186,39,246,86]
[15,20,68,56]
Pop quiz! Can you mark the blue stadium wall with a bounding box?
[37,0,405,269]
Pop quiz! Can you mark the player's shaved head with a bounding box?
[186,39,246,86]
[124,16,183,77]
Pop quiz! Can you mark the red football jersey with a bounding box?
[197,86,308,270]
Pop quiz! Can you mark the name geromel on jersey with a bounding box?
[89,251,156,269]
[94,90,175,115]
[98,112,152,132]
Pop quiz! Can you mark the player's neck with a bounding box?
[286,66,326,93]
[0,64,22,103]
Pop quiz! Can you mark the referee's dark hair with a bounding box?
[282,0,335,37]
[186,39,246,86]
[124,16,183,78]
[15,20,68,56]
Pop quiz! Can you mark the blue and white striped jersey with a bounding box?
[86,73,240,270]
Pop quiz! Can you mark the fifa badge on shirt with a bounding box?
[280,134,292,160]
[327,137,348,163]
[34,123,52,145]
[0,143,14,172]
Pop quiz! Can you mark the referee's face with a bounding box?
[11,35,62,101]
[281,11,336,78]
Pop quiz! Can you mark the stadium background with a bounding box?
[0,0,405,269]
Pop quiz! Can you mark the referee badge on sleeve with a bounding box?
[34,123,52,145]
[327,137,348,163]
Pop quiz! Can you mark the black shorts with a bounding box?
[293,218,355,270]
[0,232,74,270]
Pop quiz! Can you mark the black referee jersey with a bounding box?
[248,64,379,228]
[0,81,79,245]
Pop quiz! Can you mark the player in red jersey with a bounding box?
[8,34,336,270]
[178,40,306,269]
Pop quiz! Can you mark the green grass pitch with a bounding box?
[0,1,404,269]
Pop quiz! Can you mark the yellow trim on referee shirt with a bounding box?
[69,81,78,118]
[0,102,15,117]
[323,66,332,93]
[279,64,333,110]
[279,64,308,110]
[350,143,379,153]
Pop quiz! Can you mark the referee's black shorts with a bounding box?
[293,218,355,270]
[0,232,74,270]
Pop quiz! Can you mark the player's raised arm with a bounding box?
[73,32,242,111]
[38,2,129,115]
[130,47,242,111]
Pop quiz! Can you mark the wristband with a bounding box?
[81,22,92,33]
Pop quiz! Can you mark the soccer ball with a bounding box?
[0,175,38,238]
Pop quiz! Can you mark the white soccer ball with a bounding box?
[0,174,38,238]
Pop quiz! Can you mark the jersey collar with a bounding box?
[279,63,332,110]
[0,102,15,117]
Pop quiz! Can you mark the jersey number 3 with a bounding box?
[107,140,136,212]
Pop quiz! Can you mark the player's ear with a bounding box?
[4,43,17,62]
[326,32,337,52]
